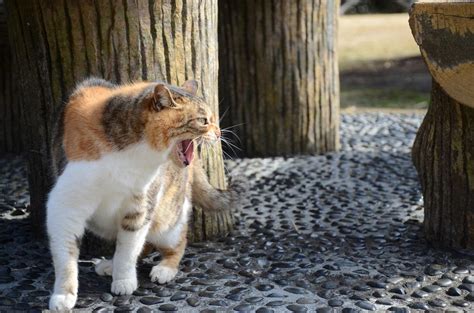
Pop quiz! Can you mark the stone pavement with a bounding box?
[1,113,473,312]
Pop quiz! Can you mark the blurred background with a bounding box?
[339,0,430,110]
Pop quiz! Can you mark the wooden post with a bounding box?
[6,0,232,250]
[410,2,474,250]
[0,0,22,154]
[218,0,340,157]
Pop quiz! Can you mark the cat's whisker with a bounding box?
[222,149,233,161]
[184,140,193,153]
[221,129,242,143]
[220,136,242,158]
[218,97,225,107]
[221,123,245,130]
[198,138,231,183]
[219,105,230,123]
[221,131,242,146]
[222,139,237,159]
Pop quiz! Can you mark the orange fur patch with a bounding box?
[63,86,113,161]
[63,79,215,161]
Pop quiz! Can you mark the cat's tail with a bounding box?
[192,160,247,212]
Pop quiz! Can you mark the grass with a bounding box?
[341,88,429,109]
[339,13,420,71]
[338,13,430,109]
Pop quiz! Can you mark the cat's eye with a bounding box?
[198,118,209,125]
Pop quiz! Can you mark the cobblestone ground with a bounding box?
[1,113,474,312]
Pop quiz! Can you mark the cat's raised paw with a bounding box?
[95,259,113,276]
[150,264,178,284]
[49,293,77,311]
[111,278,137,295]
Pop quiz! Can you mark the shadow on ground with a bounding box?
[341,57,431,109]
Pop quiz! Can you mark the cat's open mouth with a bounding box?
[176,139,194,166]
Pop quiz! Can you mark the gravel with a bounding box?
[0,113,473,312]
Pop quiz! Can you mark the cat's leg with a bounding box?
[150,225,187,284]
[111,210,150,295]
[47,200,93,311]
[95,242,154,277]
[95,258,113,276]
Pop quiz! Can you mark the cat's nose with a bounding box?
[215,129,221,139]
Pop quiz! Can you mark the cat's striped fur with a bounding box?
[47,77,242,311]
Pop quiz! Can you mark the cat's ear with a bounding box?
[153,84,177,111]
[181,80,199,96]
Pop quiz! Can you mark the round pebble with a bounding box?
[158,304,177,312]
[186,297,200,307]
[356,301,376,311]
[170,292,187,301]
[328,299,344,307]
[287,304,308,312]
[140,297,163,305]
[100,293,113,302]
[233,304,252,312]
[447,287,462,297]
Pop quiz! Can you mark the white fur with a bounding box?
[147,198,191,284]
[49,294,77,312]
[47,142,171,310]
[150,265,178,284]
[146,198,191,249]
[95,259,113,276]
[93,198,191,285]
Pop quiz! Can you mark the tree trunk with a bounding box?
[410,2,474,250]
[412,82,474,250]
[6,0,231,253]
[218,0,340,157]
[0,0,22,155]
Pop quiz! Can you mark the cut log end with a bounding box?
[409,2,474,108]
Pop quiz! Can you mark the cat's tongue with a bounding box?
[179,139,194,166]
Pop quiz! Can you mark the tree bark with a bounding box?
[412,82,474,250]
[410,2,474,250]
[218,0,340,157]
[0,0,22,154]
[6,0,231,252]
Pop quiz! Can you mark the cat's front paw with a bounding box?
[49,293,77,311]
[150,264,178,284]
[95,259,113,276]
[111,278,137,295]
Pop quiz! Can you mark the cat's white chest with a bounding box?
[99,142,171,191]
[86,190,133,239]
[50,142,170,240]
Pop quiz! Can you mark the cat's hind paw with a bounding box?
[49,293,77,311]
[94,258,113,276]
[111,278,137,295]
[150,264,178,284]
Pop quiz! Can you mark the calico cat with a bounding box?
[94,149,240,284]
[47,77,238,311]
